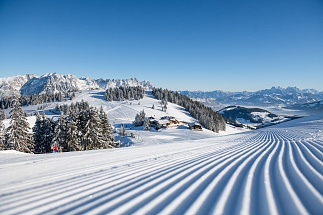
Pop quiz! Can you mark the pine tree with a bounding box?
[99,107,114,148]
[65,114,80,151]
[51,114,68,151]
[33,113,43,152]
[163,103,167,112]
[133,109,146,126]
[33,113,55,153]
[5,99,33,153]
[119,126,126,136]
[104,86,145,102]
[143,118,150,131]
[0,109,6,120]
[77,109,90,150]
[41,113,55,152]
[84,107,103,150]
[0,120,5,150]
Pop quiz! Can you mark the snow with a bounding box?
[0,113,322,214]
[1,90,322,214]
[0,150,27,155]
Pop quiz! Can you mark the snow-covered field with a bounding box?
[0,91,322,214]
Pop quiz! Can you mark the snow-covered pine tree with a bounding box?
[117,89,124,101]
[77,108,90,150]
[99,107,114,148]
[42,113,55,152]
[0,92,68,109]
[0,119,5,150]
[5,99,33,153]
[82,107,103,150]
[119,126,126,136]
[33,113,43,153]
[163,103,167,112]
[143,118,150,131]
[65,114,80,151]
[133,109,146,126]
[0,109,6,120]
[51,113,68,151]
[80,100,90,111]
[33,113,55,153]
[104,86,145,102]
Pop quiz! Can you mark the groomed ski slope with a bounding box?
[0,114,322,214]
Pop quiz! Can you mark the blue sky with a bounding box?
[0,0,322,91]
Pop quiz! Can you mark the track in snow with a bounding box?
[0,115,322,215]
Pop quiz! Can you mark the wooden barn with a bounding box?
[189,123,203,131]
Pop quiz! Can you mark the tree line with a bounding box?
[0,99,116,153]
[105,86,145,101]
[152,88,226,132]
[0,92,75,109]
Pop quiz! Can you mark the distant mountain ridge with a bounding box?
[0,74,36,97]
[0,73,154,97]
[95,78,153,91]
[218,105,300,129]
[286,100,323,112]
[180,86,323,106]
[1,73,321,108]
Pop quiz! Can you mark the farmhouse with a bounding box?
[167,118,181,128]
[189,123,203,131]
[149,116,182,129]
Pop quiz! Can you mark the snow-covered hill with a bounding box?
[219,105,299,129]
[181,86,323,107]
[0,73,154,97]
[0,112,322,214]
[287,100,323,112]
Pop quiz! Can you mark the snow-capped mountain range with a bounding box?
[1,72,322,108]
[180,86,323,106]
[95,78,153,91]
[0,74,36,97]
[0,73,154,97]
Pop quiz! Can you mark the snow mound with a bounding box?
[0,150,27,155]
